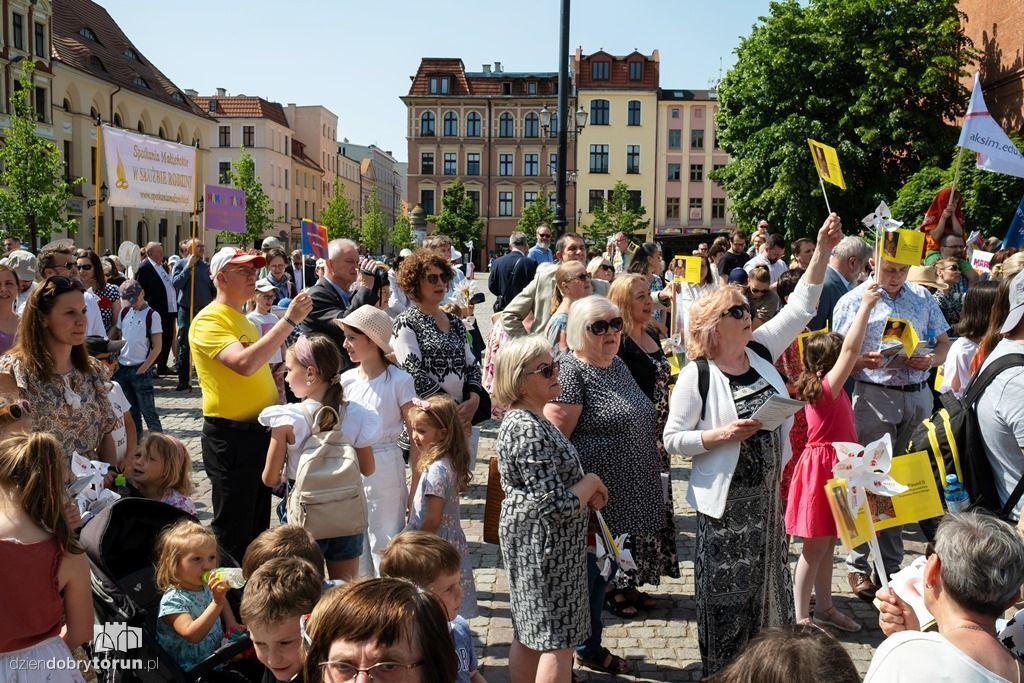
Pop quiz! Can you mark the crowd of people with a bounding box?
[4,182,1024,683]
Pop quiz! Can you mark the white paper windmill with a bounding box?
[831,433,908,518]
[862,201,904,232]
[593,510,637,580]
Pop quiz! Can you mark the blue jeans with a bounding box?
[577,552,614,658]
[114,365,162,437]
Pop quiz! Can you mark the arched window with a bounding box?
[158,127,165,139]
[137,120,145,133]
[131,76,150,90]
[62,99,71,112]
[89,106,98,120]
[524,112,539,138]
[590,99,610,125]
[113,112,122,127]
[499,112,514,137]
[443,111,458,137]
[420,111,435,136]
[466,112,481,137]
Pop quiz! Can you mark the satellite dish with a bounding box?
[118,241,141,272]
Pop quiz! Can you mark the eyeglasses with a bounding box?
[423,272,452,285]
[537,233,551,239]
[77,264,93,271]
[569,272,592,283]
[943,244,965,250]
[721,304,751,320]
[223,266,257,278]
[598,264,613,272]
[54,261,78,272]
[587,317,624,335]
[526,362,558,379]
[320,660,423,681]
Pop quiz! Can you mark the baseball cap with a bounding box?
[1002,270,1024,333]
[209,247,267,278]
[728,267,748,285]
[261,236,283,250]
[5,250,36,283]
[399,248,413,258]
[119,280,143,302]
[255,278,277,294]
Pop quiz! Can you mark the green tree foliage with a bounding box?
[221,149,275,247]
[0,62,82,245]
[891,144,1024,239]
[516,186,554,242]
[429,180,481,249]
[712,0,975,241]
[321,177,358,241]
[360,188,388,254]
[584,181,650,247]
[391,210,414,251]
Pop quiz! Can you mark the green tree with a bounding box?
[0,62,81,247]
[321,177,358,241]
[516,186,555,242]
[360,188,388,254]
[221,148,275,247]
[391,210,414,251]
[584,181,650,247]
[429,180,481,249]
[891,143,1024,239]
[712,0,975,240]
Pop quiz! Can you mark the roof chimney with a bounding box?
[482,64,491,74]
[184,88,198,97]
[216,87,226,97]
[494,61,502,73]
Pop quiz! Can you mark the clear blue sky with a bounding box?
[98,0,772,162]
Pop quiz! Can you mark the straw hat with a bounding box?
[908,265,948,292]
[342,305,394,355]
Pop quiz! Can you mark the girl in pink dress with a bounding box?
[786,282,879,632]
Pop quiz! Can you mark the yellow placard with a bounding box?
[880,229,925,266]
[881,317,921,358]
[827,450,944,551]
[671,256,703,284]
[807,139,847,190]
[796,326,829,369]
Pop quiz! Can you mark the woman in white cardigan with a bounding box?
[662,214,843,676]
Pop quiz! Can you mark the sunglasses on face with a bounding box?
[55,262,78,272]
[538,233,551,240]
[423,272,451,285]
[721,304,751,320]
[567,272,592,283]
[77,263,93,271]
[587,317,624,335]
[526,362,558,379]
[748,286,769,296]
[598,264,613,272]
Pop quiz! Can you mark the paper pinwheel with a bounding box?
[831,433,908,518]
[862,201,904,232]
[593,510,637,580]
[453,278,478,306]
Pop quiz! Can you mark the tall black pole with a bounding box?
[552,0,570,238]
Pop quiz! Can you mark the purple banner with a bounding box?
[203,185,246,233]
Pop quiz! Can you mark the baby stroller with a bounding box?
[81,498,258,683]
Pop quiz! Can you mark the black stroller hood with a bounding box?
[81,497,193,582]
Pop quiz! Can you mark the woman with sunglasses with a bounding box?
[0,276,116,464]
[662,214,842,676]
[586,256,615,283]
[393,250,484,464]
[76,249,121,336]
[544,295,663,675]
[545,261,593,352]
[493,334,607,683]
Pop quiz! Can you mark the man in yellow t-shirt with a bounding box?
[189,247,312,560]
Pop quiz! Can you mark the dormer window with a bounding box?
[123,48,140,61]
[429,76,450,95]
[79,27,97,41]
[591,60,610,80]
[208,99,218,113]
[88,55,107,72]
[171,92,184,103]
[131,76,150,90]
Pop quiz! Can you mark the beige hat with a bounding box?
[341,305,394,355]
[908,265,948,292]
[4,250,36,283]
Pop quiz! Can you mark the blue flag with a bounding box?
[1004,194,1024,249]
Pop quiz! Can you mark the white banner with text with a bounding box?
[102,125,197,212]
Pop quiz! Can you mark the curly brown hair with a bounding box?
[395,250,452,302]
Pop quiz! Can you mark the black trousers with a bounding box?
[201,417,272,562]
[157,310,177,371]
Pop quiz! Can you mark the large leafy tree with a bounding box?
[391,210,414,251]
[222,149,276,247]
[712,0,975,240]
[429,180,481,249]
[321,177,358,241]
[0,62,81,247]
[360,188,388,254]
[584,181,649,247]
[516,186,554,242]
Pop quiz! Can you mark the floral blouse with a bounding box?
[0,355,117,458]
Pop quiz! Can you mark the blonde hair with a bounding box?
[686,285,747,359]
[750,263,771,283]
[550,261,588,314]
[409,395,472,490]
[154,520,217,591]
[607,273,648,333]
[137,433,193,497]
[992,252,1024,280]
[491,335,551,406]
[565,295,620,351]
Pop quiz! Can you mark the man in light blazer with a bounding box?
[501,232,609,338]
[808,236,872,332]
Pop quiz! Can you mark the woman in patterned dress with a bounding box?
[76,249,121,336]
[494,334,608,683]
[608,274,680,611]
[545,295,663,675]
[392,250,484,484]
[662,215,841,676]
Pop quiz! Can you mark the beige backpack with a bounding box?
[286,404,368,540]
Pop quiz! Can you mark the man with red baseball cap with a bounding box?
[189,247,313,559]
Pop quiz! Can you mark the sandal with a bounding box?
[576,647,630,675]
[625,588,658,610]
[603,590,639,618]
[814,605,862,633]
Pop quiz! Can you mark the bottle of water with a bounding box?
[943,474,970,513]
[201,567,246,589]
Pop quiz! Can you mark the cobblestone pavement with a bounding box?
[153,274,924,681]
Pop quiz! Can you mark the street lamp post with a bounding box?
[551,0,571,238]
[541,100,588,239]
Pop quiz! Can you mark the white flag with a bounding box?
[957,73,1024,179]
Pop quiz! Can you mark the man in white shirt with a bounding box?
[743,233,789,284]
[135,242,177,374]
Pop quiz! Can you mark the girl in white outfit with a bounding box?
[339,305,417,576]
